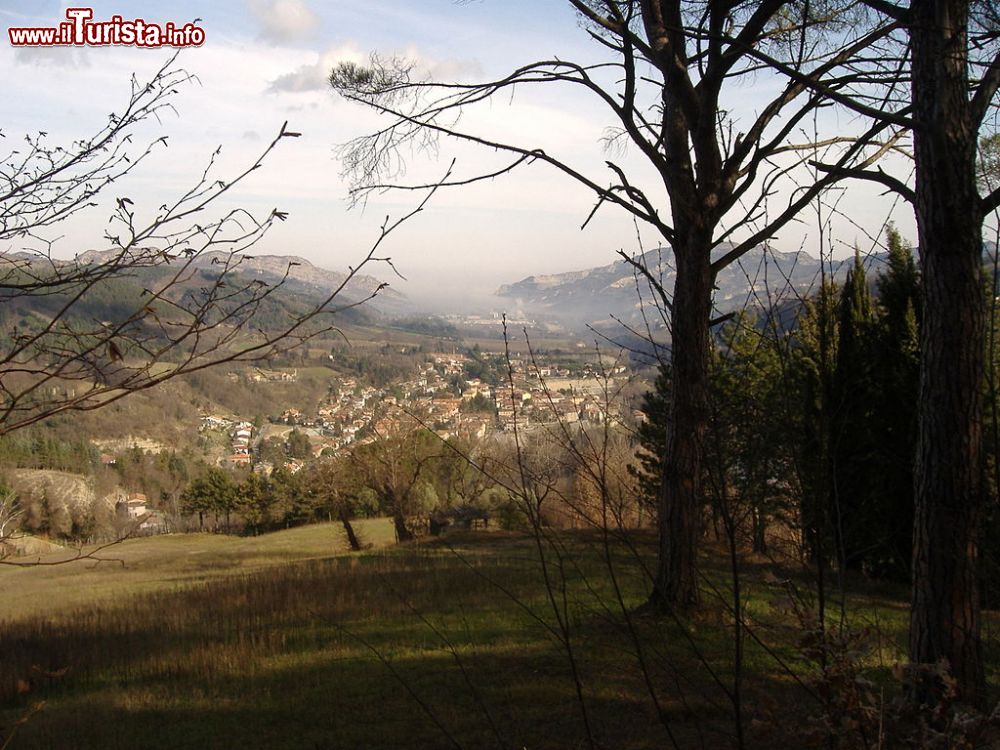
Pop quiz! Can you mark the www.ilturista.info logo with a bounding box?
[8,8,205,48]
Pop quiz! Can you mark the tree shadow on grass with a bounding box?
[0,531,948,749]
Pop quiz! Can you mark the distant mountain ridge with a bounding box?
[0,249,411,340]
[496,244,887,331]
[74,249,406,311]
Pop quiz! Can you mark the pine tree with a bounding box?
[705,314,789,553]
[635,321,791,553]
[181,467,237,532]
[632,364,671,514]
[238,472,275,536]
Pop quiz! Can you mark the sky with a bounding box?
[0,1,919,310]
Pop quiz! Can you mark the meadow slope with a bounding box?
[0,526,994,749]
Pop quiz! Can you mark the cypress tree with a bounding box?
[872,226,920,578]
[794,280,839,567]
[832,251,880,572]
[783,231,921,579]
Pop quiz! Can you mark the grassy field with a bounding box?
[0,526,995,749]
[0,519,395,621]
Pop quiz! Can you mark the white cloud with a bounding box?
[267,42,367,93]
[397,45,483,83]
[248,0,319,45]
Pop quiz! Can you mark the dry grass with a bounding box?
[0,519,394,621]
[0,529,993,749]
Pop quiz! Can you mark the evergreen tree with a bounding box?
[635,321,792,553]
[287,429,312,460]
[792,280,839,567]
[181,467,237,531]
[632,364,671,515]
[705,315,790,553]
[270,467,314,527]
[872,227,921,578]
[632,237,921,577]
[831,251,880,572]
[238,472,276,536]
[793,234,921,579]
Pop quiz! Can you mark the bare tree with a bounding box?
[330,2,900,609]
[0,487,24,553]
[1,55,435,437]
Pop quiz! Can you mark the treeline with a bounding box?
[0,429,99,475]
[635,227,990,584]
[389,315,460,339]
[173,420,642,545]
[1,445,200,542]
[2,274,147,334]
[328,343,418,387]
[320,424,641,545]
[180,430,480,539]
[179,466,329,534]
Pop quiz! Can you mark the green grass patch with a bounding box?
[0,519,394,621]
[0,530,995,749]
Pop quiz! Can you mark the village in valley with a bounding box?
[199,349,638,478]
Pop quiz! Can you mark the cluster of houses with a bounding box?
[230,422,254,466]
[199,416,255,467]
[443,312,537,328]
[227,367,298,384]
[197,352,634,470]
[249,368,297,383]
[114,492,167,534]
[493,359,630,430]
[78,351,640,544]
[310,378,380,449]
[277,357,495,446]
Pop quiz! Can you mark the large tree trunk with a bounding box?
[651,242,713,608]
[340,510,362,551]
[909,0,985,703]
[393,509,414,543]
